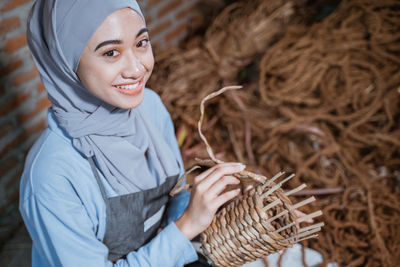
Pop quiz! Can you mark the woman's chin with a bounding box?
[115,90,145,109]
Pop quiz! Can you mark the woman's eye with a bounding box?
[103,49,119,57]
[136,39,149,48]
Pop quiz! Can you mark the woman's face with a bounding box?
[77,8,154,109]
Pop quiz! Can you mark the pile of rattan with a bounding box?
[256,1,400,266]
[150,0,303,125]
[151,0,400,266]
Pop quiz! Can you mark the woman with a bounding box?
[19,0,244,266]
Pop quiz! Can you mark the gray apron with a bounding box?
[88,156,179,262]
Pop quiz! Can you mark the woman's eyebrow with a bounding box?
[94,28,149,52]
[136,27,149,38]
[95,40,122,51]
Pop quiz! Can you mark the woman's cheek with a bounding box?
[101,63,121,85]
[143,50,155,71]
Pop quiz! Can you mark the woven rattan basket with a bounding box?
[200,171,323,267]
[170,86,324,267]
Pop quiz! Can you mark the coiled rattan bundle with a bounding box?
[200,171,323,267]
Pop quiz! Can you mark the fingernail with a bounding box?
[235,163,246,169]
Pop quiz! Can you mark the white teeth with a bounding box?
[116,83,139,90]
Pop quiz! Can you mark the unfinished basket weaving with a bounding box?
[196,87,323,266]
[200,171,323,267]
[170,86,324,267]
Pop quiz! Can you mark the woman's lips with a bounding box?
[114,78,143,96]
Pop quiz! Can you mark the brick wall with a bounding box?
[0,0,199,247]
[140,0,201,52]
[0,0,43,246]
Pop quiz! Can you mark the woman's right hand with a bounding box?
[175,162,245,240]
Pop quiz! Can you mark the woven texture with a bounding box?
[200,177,321,267]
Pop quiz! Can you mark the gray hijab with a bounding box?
[27,0,180,194]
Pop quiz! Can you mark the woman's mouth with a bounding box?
[114,78,143,96]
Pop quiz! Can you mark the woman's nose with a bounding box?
[121,53,145,79]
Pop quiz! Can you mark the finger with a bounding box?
[205,175,240,198]
[197,163,245,193]
[192,165,219,184]
[211,188,241,210]
[194,162,244,185]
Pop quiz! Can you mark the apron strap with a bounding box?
[88,156,109,204]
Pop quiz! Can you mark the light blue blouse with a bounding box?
[19,89,198,267]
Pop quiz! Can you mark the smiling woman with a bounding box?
[77,8,154,109]
[19,1,244,267]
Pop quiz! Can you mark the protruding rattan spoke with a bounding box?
[261,171,285,190]
[260,173,295,199]
[289,196,316,210]
[265,210,288,224]
[296,210,323,223]
[294,234,319,243]
[299,222,325,233]
[263,199,282,211]
[273,221,295,234]
[285,183,307,196]
[282,227,321,242]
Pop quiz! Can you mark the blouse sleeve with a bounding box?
[20,185,197,267]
